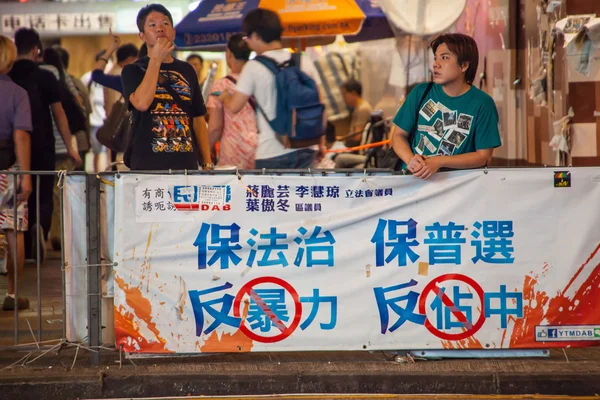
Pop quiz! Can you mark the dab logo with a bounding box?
[554,171,571,188]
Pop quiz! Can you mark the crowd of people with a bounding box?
[0,3,501,310]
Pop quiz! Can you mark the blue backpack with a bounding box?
[254,55,325,148]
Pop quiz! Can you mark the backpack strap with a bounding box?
[254,55,283,74]
[409,81,435,145]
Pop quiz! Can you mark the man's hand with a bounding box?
[107,28,121,54]
[69,148,83,167]
[407,154,425,173]
[17,175,32,202]
[217,91,231,103]
[413,156,443,180]
[151,38,175,63]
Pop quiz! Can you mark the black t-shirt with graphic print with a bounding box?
[122,57,207,171]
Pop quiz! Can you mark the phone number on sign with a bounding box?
[184,32,238,45]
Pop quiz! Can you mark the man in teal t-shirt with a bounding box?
[392,33,501,179]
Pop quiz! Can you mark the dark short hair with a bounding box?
[42,47,66,82]
[342,80,363,97]
[14,28,41,56]
[227,34,251,61]
[117,44,139,63]
[52,45,70,69]
[431,33,479,84]
[186,54,203,64]
[242,8,283,44]
[136,4,174,33]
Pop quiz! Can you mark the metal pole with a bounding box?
[12,174,18,345]
[36,175,42,343]
[86,174,101,366]
[59,176,67,341]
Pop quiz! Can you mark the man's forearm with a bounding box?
[51,104,75,152]
[194,117,212,165]
[130,59,161,112]
[14,130,31,171]
[437,150,492,170]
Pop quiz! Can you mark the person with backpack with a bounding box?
[0,35,32,310]
[218,8,324,169]
[391,33,501,179]
[206,34,258,169]
[121,4,212,171]
[9,28,82,262]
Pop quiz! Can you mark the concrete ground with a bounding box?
[1,253,600,400]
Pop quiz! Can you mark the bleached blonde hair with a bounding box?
[0,35,17,74]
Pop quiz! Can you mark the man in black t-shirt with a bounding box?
[9,28,82,261]
[122,4,212,171]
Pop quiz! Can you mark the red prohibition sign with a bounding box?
[418,273,486,341]
[233,276,302,343]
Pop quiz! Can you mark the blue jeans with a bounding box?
[255,148,317,169]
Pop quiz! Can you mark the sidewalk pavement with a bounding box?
[1,346,600,400]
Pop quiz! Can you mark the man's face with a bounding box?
[188,57,202,77]
[243,32,259,52]
[140,11,175,47]
[341,88,354,107]
[432,43,467,86]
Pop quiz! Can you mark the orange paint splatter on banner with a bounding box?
[442,335,483,349]
[200,297,253,352]
[114,274,171,353]
[510,242,600,348]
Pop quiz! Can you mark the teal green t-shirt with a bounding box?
[393,83,501,159]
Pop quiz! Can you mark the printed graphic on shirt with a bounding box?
[442,110,457,130]
[444,129,467,148]
[456,113,473,133]
[150,70,194,154]
[419,99,438,121]
[431,119,444,141]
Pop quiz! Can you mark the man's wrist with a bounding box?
[202,162,215,170]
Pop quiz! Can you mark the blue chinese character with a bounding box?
[247,228,289,267]
[312,186,324,198]
[484,285,523,328]
[262,199,275,212]
[471,221,515,264]
[193,223,242,269]
[355,189,364,198]
[305,203,313,212]
[375,189,383,197]
[365,189,373,197]
[300,289,337,330]
[374,279,425,333]
[246,198,259,212]
[277,199,290,212]
[188,282,241,336]
[248,289,289,332]
[345,190,354,198]
[277,185,290,198]
[424,222,466,265]
[384,188,393,196]
[296,185,310,198]
[315,203,322,211]
[430,286,473,330]
[326,186,340,198]
[246,185,259,198]
[295,204,303,212]
[261,185,275,198]
[370,218,420,267]
[294,226,336,267]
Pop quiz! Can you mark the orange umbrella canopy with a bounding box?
[260,0,365,38]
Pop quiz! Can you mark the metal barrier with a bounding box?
[2,167,562,365]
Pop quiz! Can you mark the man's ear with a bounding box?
[461,61,469,73]
[139,32,145,42]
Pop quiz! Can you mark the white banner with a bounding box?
[113,169,600,353]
